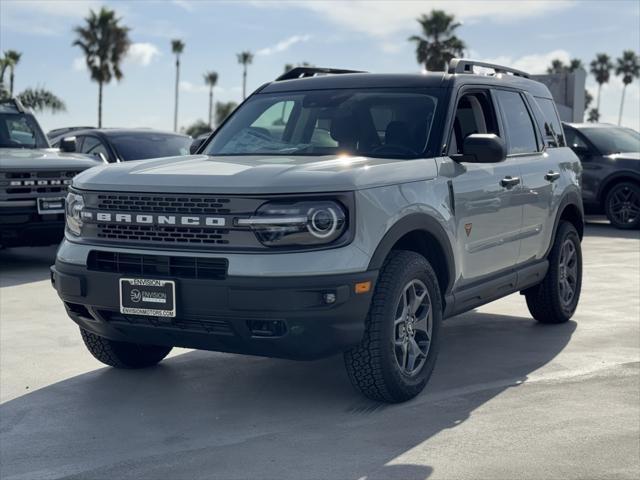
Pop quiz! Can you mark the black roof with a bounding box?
[261,71,552,99]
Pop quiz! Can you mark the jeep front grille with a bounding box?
[0,171,77,198]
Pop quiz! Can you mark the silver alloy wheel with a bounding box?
[558,238,578,306]
[609,185,640,225]
[393,279,433,376]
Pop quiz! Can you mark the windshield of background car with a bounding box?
[111,133,192,161]
[203,88,443,159]
[581,127,640,155]
[0,113,49,149]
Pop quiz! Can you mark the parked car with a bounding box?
[47,126,95,140]
[0,98,100,247]
[563,122,639,229]
[52,61,584,403]
[49,128,192,163]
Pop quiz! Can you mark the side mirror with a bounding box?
[459,133,507,163]
[59,136,77,153]
[190,137,206,154]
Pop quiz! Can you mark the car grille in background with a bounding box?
[96,193,232,214]
[0,171,77,196]
[88,251,228,280]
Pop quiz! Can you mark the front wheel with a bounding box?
[80,328,172,368]
[524,221,582,323]
[344,250,442,403]
[604,182,640,229]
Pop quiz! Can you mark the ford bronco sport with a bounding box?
[0,98,99,247]
[51,60,584,402]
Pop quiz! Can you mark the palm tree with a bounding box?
[216,101,237,125]
[590,53,614,112]
[203,71,218,129]
[171,39,185,132]
[17,88,66,113]
[237,51,253,100]
[3,50,22,95]
[546,58,584,74]
[73,7,130,128]
[615,50,639,125]
[587,109,600,123]
[408,10,465,71]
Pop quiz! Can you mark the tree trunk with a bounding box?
[618,84,626,126]
[9,68,14,96]
[174,57,180,132]
[596,83,602,112]
[98,81,103,128]
[242,66,247,100]
[208,87,213,129]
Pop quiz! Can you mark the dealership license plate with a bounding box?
[119,278,176,317]
[37,196,65,214]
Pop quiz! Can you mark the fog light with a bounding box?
[323,292,337,304]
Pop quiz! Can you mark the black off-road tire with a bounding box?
[604,181,640,230]
[80,328,172,368]
[344,250,442,403]
[524,221,582,324]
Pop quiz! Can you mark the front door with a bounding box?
[447,89,523,285]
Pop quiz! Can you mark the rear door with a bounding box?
[448,88,523,285]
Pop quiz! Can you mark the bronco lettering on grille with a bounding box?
[82,211,227,227]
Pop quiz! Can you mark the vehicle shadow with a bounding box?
[0,245,58,288]
[583,221,640,240]
[0,311,576,480]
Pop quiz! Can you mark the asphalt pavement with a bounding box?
[0,220,638,480]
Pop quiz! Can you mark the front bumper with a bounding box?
[51,260,377,360]
[0,203,65,247]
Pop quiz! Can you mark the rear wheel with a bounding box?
[344,250,442,403]
[524,221,582,323]
[80,328,172,368]
[604,181,640,229]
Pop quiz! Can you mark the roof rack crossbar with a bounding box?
[0,97,26,112]
[276,67,366,81]
[448,58,530,79]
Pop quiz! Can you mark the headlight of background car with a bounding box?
[65,191,85,236]
[237,200,347,247]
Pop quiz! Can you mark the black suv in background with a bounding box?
[564,122,640,229]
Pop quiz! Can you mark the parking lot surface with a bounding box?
[1,221,639,480]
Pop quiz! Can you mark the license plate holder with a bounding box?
[119,278,176,318]
[37,196,65,214]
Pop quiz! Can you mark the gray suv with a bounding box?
[51,60,584,402]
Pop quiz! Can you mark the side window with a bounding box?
[495,90,539,155]
[449,91,499,154]
[81,136,110,161]
[534,97,565,147]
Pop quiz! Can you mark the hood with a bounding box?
[0,148,101,171]
[72,154,439,194]
[608,152,640,161]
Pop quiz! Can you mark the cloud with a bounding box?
[126,43,161,66]
[256,34,311,56]
[180,81,208,93]
[252,1,574,38]
[478,49,572,75]
[171,0,194,12]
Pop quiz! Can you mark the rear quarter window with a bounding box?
[533,96,565,147]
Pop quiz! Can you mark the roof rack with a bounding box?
[276,67,366,81]
[448,58,530,79]
[0,97,26,112]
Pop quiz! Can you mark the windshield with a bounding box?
[581,127,640,155]
[111,133,192,161]
[203,88,442,159]
[0,113,49,149]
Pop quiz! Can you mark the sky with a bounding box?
[1,0,639,133]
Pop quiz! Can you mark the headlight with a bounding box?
[65,191,84,236]
[237,200,347,247]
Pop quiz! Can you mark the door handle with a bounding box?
[500,176,521,189]
[545,171,561,182]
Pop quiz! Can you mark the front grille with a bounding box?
[99,310,233,335]
[88,251,228,280]
[96,194,232,214]
[1,171,78,196]
[95,224,230,245]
